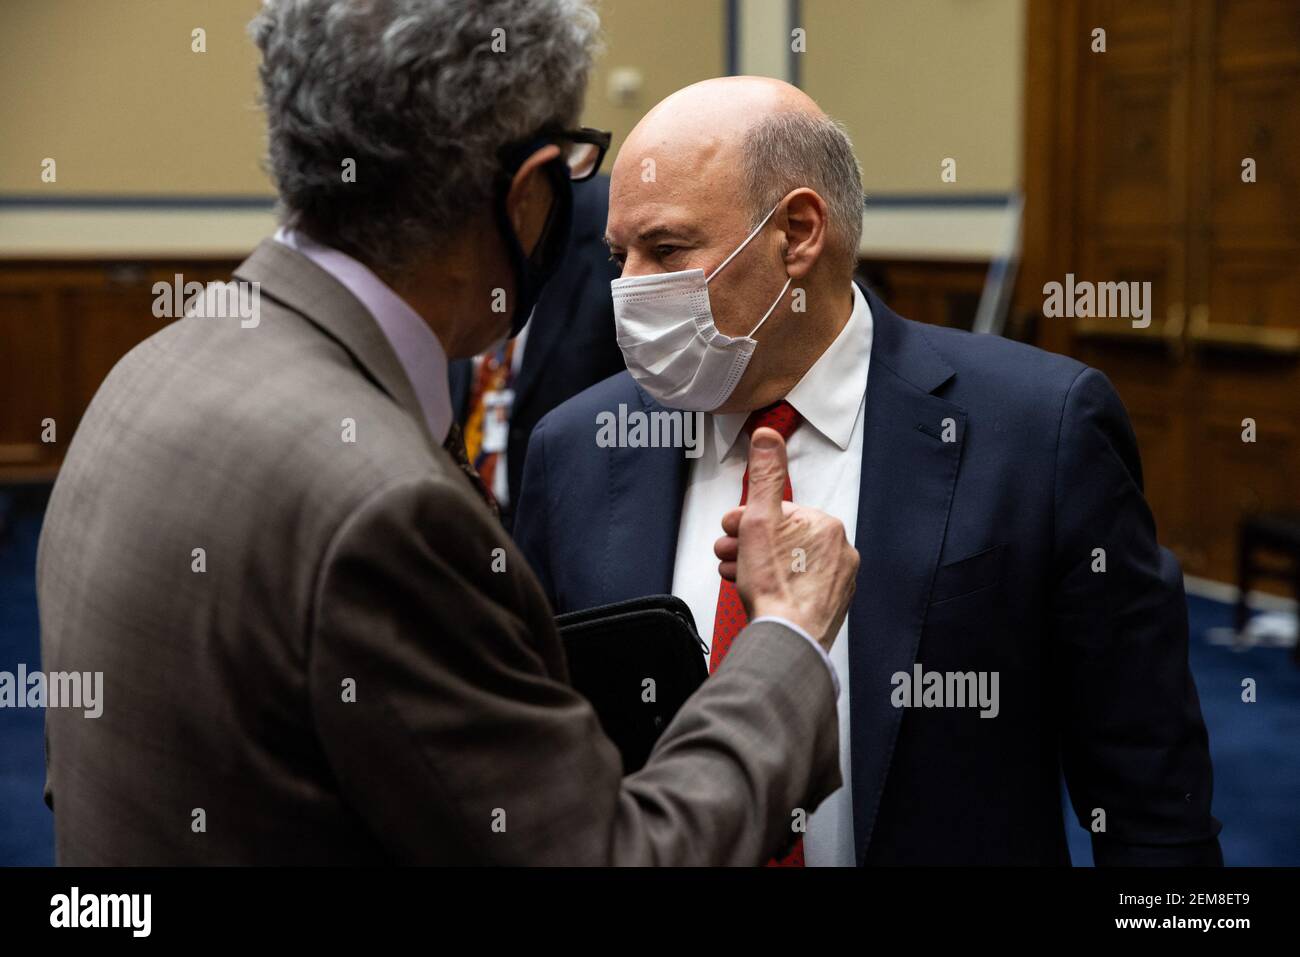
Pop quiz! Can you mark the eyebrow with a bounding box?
[604,224,699,249]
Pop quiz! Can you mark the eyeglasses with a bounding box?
[553,127,612,182]
[499,126,612,183]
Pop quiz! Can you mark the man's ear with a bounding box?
[506,144,562,255]
[779,187,829,280]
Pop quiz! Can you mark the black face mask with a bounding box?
[492,154,574,338]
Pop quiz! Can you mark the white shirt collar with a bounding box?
[711,282,873,460]
[273,227,453,444]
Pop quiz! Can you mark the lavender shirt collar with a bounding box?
[273,227,452,444]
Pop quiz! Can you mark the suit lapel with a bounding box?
[512,258,591,411]
[849,291,966,863]
[448,359,472,421]
[233,239,440,458]
[601,382,689,602]
[517,174,613,410]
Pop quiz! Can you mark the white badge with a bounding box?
[481,389,514,454]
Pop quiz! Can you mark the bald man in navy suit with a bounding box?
[513,77,1222,866]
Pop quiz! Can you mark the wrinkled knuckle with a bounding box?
[750,459,778,485]
[818,518,842,543]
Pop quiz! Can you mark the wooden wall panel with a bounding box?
[1187,410,1299,579]
[0,261,238,482]
[0,285,64,471]
[1019,0,1300,589]
[1210,70,1300,236]
[857,259,989,332]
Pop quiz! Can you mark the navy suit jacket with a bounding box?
[450,175,625,529]
[514,286,1223,866]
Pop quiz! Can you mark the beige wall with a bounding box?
[0,0,268,196]
[0,0,725,198]
[801,0,1025,195]
[0,0,1020,198]
[582,0,726,162]
[0,0,1021,256]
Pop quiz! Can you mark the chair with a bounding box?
[1235,511,1300,663]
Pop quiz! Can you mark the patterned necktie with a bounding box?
[708,399,805,867]
[444,421,501,521]
[463,339,517,496]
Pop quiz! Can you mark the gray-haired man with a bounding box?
[37,0,857,864]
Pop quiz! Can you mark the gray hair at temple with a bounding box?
[249,0,600,277]
[742,111,864,272]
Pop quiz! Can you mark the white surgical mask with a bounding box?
[612,202,792,412]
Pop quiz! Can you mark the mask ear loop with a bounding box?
[705,201,782,283]
[747,276,793,338]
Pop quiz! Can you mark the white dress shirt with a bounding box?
[671,282,873,867]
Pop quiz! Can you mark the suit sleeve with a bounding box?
[307,472,840,864]
[1052,367,1223,866]
[512,414,555,605]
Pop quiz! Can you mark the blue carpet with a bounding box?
[1064,594,1300,866]
[2,492,1297,865]
[0,489,54,866]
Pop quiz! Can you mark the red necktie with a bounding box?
[709,399,805,867]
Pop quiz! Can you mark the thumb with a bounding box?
[745,426,789,520]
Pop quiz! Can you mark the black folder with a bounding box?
[556,594,707,773]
